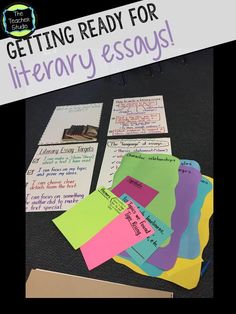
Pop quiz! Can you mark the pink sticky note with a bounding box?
[80,200,155,270]
[111,176,158,207]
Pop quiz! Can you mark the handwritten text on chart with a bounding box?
[107,96,168,136]
[26,143,98,212]
[97,138,171,188]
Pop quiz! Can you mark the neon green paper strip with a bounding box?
[111,153,180,246]
[52,186,128,249]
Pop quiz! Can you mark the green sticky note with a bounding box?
[52,187,128,249]
[111,153,180,246]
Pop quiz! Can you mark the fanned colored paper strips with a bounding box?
[52,152,213,290]
[113,176,213,289]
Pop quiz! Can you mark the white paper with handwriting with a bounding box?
[107,96,168,136]
[26,143,98,212]
[97,138,171,188]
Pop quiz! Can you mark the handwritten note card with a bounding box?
[97,138,171,188]
[120,195,173,266]
[39,103,103,145]
[26,143,98,212]
[52,187,128,249]
[80,200,154,270]
[107,96,168,137]
[111,176,158,208]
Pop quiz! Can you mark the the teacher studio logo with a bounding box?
[2,3,36,38]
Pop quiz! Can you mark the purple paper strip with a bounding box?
[147,165,201,270]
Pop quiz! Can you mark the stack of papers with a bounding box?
[52,153,213,290]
